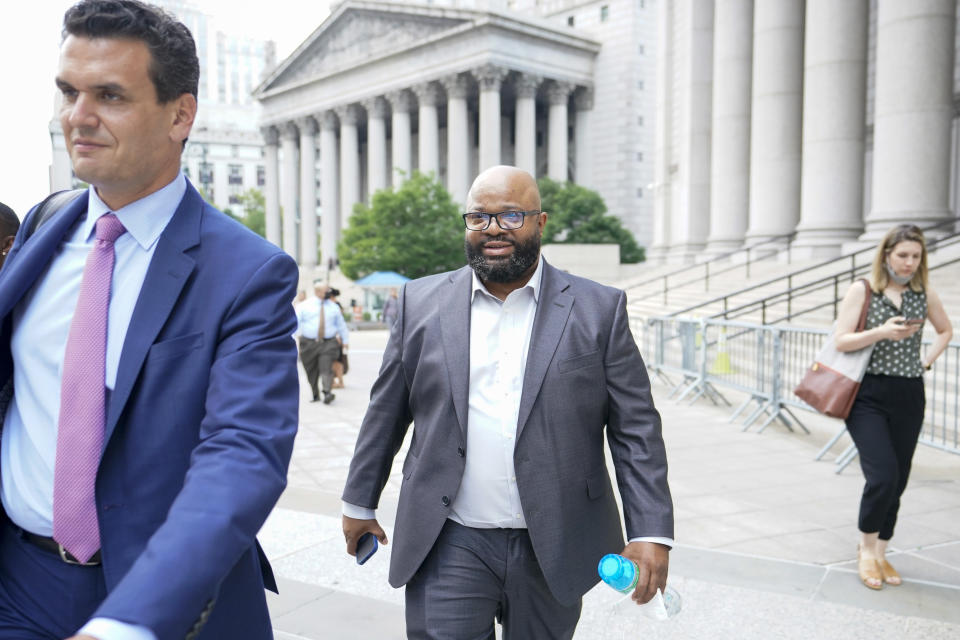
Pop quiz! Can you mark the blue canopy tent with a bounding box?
[354,271,411,320]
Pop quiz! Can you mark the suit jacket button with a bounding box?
[457,447,465,457]
[441,495,451,506]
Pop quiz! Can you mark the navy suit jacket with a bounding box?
[0,182,299,639]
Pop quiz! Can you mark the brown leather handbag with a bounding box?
[794,280,873,419]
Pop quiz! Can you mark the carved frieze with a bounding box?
[268,11,468,90]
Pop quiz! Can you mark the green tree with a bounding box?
[234,188,266,238]
[338,171,464,280]
[538,178,645,263]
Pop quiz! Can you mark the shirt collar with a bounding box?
[470,256,544,304]
[82,172,186,249]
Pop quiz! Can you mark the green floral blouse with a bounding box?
[864,287,926,378]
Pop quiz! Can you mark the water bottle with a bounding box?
[597,554,681,620]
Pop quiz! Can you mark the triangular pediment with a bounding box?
[262,5,473,92]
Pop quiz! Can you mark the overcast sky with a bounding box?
[1,0,331,216]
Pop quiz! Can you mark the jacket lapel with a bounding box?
[516,260,573,439]
[438,266,472,441]
[105,185,201,444]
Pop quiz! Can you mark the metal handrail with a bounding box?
[724,254,960,324]
[668,218,960,320]
[622,232,795,305]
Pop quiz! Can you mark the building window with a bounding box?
[600,5,609,21]
[199,162,214,187]
[636,188,644,198]
[638,116,644,126]
[638,44,645,55]
[567,15,574,26]
[637,80,645,90]
[228,164,244,185]
[257,165,266,187]
[636,152,644,162]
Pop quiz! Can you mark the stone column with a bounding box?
[363,97,389,197]
[515,73,541,177]
[649,0,674,261]
[745,0,805,245]
[298,116,318,269]
[547,81,574,182]
[388,90,413,186]
[863,0,956,239]
[261,125,281,248]
[474,64,509,171]
[280,121,299,260]
[319,111,339,270]
[669,0,714,262]
[792,0,868,258]
[705,0,753,255]
[413,82,441,177]
[574,87,594,188]
[442,74,471,203]
[336,104,361,229]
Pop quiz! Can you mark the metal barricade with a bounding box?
[639,315,960,460]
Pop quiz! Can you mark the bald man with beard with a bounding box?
[341,166,673,639]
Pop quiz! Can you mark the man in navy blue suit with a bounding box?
[0,2,299,638]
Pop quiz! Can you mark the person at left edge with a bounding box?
[0,2,299,639]
[0,201,19,270]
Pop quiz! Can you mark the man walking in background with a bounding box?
[342,165,673,638]
[297,283,350,404]
[0,2,299,638]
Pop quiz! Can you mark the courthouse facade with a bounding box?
[255,0,656,274]
[654,0,960,263]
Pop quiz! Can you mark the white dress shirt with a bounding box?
[343,259,673,547]
[2,176,188,640]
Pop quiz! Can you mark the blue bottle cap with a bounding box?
[598,554,637,593]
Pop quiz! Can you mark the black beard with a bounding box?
[464,231,541,283]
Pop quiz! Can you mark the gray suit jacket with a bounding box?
[342,260,672,604]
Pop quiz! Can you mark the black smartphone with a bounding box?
[356,532,378,565]
[905,318,924,325]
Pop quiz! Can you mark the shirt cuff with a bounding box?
[628,536,674,549]
[80,618,157,640]
[342,501,376,520]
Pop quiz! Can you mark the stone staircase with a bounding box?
[621,234,960,330]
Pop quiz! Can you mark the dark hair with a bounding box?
[0,202,19,237]
[63,0,199,103]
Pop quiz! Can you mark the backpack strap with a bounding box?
[26,189,86,239]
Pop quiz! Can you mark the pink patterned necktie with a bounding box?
[53,213,126,563]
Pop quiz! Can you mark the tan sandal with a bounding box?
[858,545,883,590]
[879,558,901,586]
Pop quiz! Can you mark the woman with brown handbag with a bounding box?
[834,224,952,590]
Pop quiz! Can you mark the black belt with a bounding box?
[17,526,101,566]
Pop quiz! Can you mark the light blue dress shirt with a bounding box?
[1,175,186,640]
[296,296,349,345]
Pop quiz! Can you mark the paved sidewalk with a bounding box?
[263,330,960,639]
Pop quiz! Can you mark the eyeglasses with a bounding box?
[462,210,541,231]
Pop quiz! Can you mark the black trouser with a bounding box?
[845,374,925,540]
